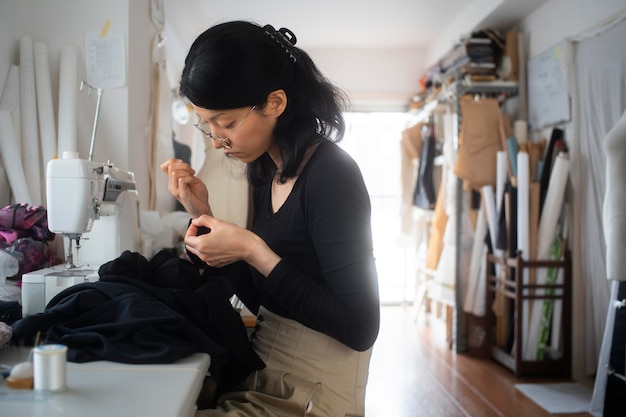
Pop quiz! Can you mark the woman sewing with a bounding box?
[161,20,380,417]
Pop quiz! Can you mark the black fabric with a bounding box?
[0,301,22,325]
[495,181,512,252]
[412,126,437,210]
[98,248,207,289]
[539,127,564,214]
[11,250,264,390]
[471,189,481,210]
[507,182,518,258]
[505,181,517,354]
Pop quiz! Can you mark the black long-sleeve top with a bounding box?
[236,141,380,352]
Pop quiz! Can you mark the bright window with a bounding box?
[341,112,417,305]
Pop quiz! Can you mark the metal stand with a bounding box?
[450,75,518,353]
[590,280,626,416]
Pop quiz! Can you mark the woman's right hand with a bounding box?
[160,158,212,218]
[186,214,281,274]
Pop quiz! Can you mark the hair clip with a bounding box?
[264,24,299,63]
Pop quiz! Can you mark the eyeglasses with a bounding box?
[193,106,256,149]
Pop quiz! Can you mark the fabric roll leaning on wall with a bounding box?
[463,202,487,316]
[34,41,57,186]
[517,151,530,345]
[0,65,22,206]
[57,45,78,157]
[19,36,42,205]
[0,111,32,204]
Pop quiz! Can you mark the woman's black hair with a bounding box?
[179,20,347,185]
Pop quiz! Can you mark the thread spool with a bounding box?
[33,344,67,392]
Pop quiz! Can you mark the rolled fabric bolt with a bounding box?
[57,46,78,156]
[0,110,33,203]
[33,344,68,392]
[34,41,57,171]
[20,36,43,204]
[514,120,528,144]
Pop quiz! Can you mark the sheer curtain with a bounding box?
[565,10,626,379]
[148,33,176,214]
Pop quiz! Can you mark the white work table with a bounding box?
[0,346,210,417]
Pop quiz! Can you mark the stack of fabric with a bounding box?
[440,29,505,81]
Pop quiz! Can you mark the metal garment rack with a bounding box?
[449,74,518,353]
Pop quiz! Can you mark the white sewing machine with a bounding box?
[21,153,141,316]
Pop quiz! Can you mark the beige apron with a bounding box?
[196,306,373,417]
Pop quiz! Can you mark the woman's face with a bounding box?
[193,104,277,163]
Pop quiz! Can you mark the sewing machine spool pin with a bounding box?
[80,81,104,162]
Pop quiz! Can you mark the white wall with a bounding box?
[308,46,428,111]
[516,0,625,381]
[0,0,154,209]
[0,1,16,206]
[520,0,625,59]
[0,3,16,95]
[427,0,511,64]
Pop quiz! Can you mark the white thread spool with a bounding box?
[33,344,68,392]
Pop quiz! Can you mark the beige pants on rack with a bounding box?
[196,306,373,417]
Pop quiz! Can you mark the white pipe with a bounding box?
[0,65,20,112]
[34,41,57,175]
[57,46,78,156]
[517,151,530,356]
[0,65,21,161]
[19,36,42,204]
[0,110,33,204]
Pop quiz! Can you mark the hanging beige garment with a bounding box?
[424,174,448,270]
[148,34,175,213]
[196,144,251,228]
[453,95,503,191]
[400,122,424,235]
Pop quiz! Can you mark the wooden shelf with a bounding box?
[484,251,572,378]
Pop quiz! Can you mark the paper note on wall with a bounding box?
[528,43,570,130]
[85,23,126,89]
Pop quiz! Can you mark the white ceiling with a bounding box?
[162,0,549,107]
[163,0,548,51]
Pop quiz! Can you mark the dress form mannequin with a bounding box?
[603,108,626,281]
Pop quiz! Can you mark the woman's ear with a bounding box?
[266,89,287,117]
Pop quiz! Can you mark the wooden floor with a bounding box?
[364,305,594,417]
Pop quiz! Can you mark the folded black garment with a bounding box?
[98,249,207,289]
[11,251,265,389]
[12,281,218,364]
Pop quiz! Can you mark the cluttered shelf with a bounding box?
[410,27,519,111]
[406,24,572,374]
[408,79,519,127]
